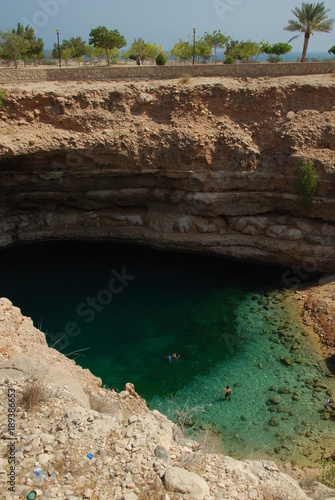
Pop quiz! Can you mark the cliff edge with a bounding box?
[0,75,334,271]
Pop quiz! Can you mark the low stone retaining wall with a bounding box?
[0,61,334,82]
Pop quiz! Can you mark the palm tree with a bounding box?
[284,2,334,62]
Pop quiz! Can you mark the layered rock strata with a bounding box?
[0,75,334,271]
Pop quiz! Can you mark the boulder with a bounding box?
[154,445,170,464]
[164,466,209,499]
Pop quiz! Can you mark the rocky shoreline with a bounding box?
[295,275,335,355]
[1,284,335,500]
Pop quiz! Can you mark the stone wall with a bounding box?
[0,61,334,82]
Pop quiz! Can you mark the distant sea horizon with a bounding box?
[43,49,334,62]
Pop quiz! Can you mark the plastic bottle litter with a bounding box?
[26,492,37,500]
[31,467,52,487]
[45,471,56,489]
[87,452,93,460]
[31,467,47,486]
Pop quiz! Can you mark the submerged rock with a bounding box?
[281,357,293,366]
[278,387,291,394]
[268,396,281,405]
[270,417,280,426]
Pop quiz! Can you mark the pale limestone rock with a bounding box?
[40,433,55,446]
[37,452,54,466]
[164,466,209,499]
[122,493,139,500]
[136,93,153,104]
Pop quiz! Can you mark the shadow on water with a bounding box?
[0,240,283,397]
[325,354,335,377]
[1,241,334,464]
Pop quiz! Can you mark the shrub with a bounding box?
[297,161,318,210]
[318,458,335,488]
[20,378,50,410]
[156,53,166,66]
[267,55,282,63]
[223,56,234,64]
[0,90,4,111]
[180,73,191,84]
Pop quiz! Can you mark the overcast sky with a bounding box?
[2,0,335,53]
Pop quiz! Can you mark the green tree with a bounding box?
[16,24,44,63]
[224,39,240,61]
[263,42,292,62]
[84,44,96,64]
[143,42,164,61]
[92,46,106,62]
[108,47,122,64]
[89,26,126,65]
[52,38,86,64]
[284,2,334,62]
[125,37,146,61]
[0,31,28,68]
[238,41,260,62]
[62,37,87,63]
[51,42,60,60]
[63,48,72,66]
[171,39,193,62]
[204,30,228,63]
[125,38,163,62]
[328,45,335,56]
[195,38,212,62]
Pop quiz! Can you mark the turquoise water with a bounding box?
[0,241,334,465]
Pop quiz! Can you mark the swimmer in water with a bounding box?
[220,385,231,400]
[167,353,180,363]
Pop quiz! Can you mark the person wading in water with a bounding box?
[220,385,231,400]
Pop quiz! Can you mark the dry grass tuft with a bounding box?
[20,378,50,410]
[196,429,225,455]
[138,476,180,500]
[88,392,117,415]
[180,73,192,84]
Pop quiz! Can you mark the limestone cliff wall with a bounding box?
[0,75,334,271]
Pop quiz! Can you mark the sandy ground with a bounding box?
[1,72,335,93]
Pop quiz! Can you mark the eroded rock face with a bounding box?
[0,76,334,271]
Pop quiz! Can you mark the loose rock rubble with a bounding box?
[1,296,335,499]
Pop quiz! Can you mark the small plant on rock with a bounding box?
[0,89,4,110]
[297,161,318,210]
[318,458,335,488]
[20,377,50,410]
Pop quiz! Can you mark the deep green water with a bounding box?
[0,242,334,465]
